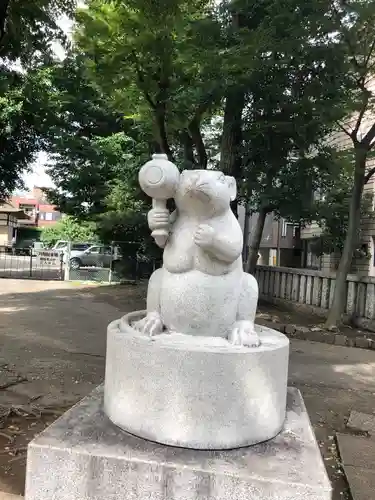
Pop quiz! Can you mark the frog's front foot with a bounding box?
[135,311,164,337]
[229,320,260,347]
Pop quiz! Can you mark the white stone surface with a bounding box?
[139,154,180,248]
[138,168,260,347]
[25,386,332,500]
[105,314,289,449]
[102,165,290,450]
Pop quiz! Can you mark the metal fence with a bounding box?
[64,241,160,283]
[0,248,64,281]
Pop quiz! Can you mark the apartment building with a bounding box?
[238,206,302,268]
[11,187,62,229]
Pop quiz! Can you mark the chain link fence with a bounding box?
[63,241,161,283]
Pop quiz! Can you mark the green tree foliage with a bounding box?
[0,67,57,199]
[40,215,98,246]
[43,0,352,279]
[0,0,75,64]
[44,55,143,217]
[237,8,350,272]
[310,157,375,259]
[74,0,215,160]
[0,0,75,200]
[321,0,375,328]
[313,192,374,260]
[73,0,278,169]
[43,55,156,252]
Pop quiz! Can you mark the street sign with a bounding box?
[37,250,62,267]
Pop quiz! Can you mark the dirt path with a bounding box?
[0,280,374,498]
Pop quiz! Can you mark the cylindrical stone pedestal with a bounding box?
[104,311,289,450]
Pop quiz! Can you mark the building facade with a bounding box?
[238,206,302,268]
[0,203,28,249]
[11,187,62,229]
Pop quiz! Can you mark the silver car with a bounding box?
[69,245,121,270]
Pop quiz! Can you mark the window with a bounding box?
[72,243,91,251]
[19,204,36,217]
[88,246,100,254]
[281,220,288,237]
[45,213,53,221]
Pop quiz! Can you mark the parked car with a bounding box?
[68,244,122,270]
[52,240,69,251]
[13,240,45,256]
[31,241,45,256]
[52,240,94,252]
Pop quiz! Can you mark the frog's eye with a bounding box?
[219,174,225,182]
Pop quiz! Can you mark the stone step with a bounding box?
[347,410,375,437]
[0,494,23,500]
[337,433,375,500]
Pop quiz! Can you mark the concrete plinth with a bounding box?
[25,386,331,500]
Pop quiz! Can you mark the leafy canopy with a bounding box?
[0,0,76,200]
[40,215,98,245]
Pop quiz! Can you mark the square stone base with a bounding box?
[25,386,331,500]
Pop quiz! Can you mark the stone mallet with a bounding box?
[139,153,180,248]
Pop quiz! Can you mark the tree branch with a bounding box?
[336,120,356,141]
[364,166,375,184]
[130,51,156,110]
[363,37,375,73]
[352,89,371,138]
[186,92,217,169]
[363,122,375,148]
[188,117,207,168]
[155,104,172,159]
[181,130,195,167]
[331,3,362,72]
[130,51,173,157]
[0,0,10,46]
[153,64,172,158]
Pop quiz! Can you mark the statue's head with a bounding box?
[175,170,237,215]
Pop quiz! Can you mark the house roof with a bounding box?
[0,202,29,220]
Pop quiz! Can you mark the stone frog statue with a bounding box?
[138,169,260,347]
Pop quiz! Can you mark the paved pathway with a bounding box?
[0,279,375,499]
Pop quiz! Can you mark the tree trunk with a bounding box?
[220,88,245,219]
[188,118,207,168]
[181,130,195,168]
[155,106,173,160]
[245,206,268,274]
[324,148,367,329]
[242,202,251,264]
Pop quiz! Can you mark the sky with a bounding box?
[22,13,75,192]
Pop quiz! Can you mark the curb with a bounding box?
[259,321,375,351]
